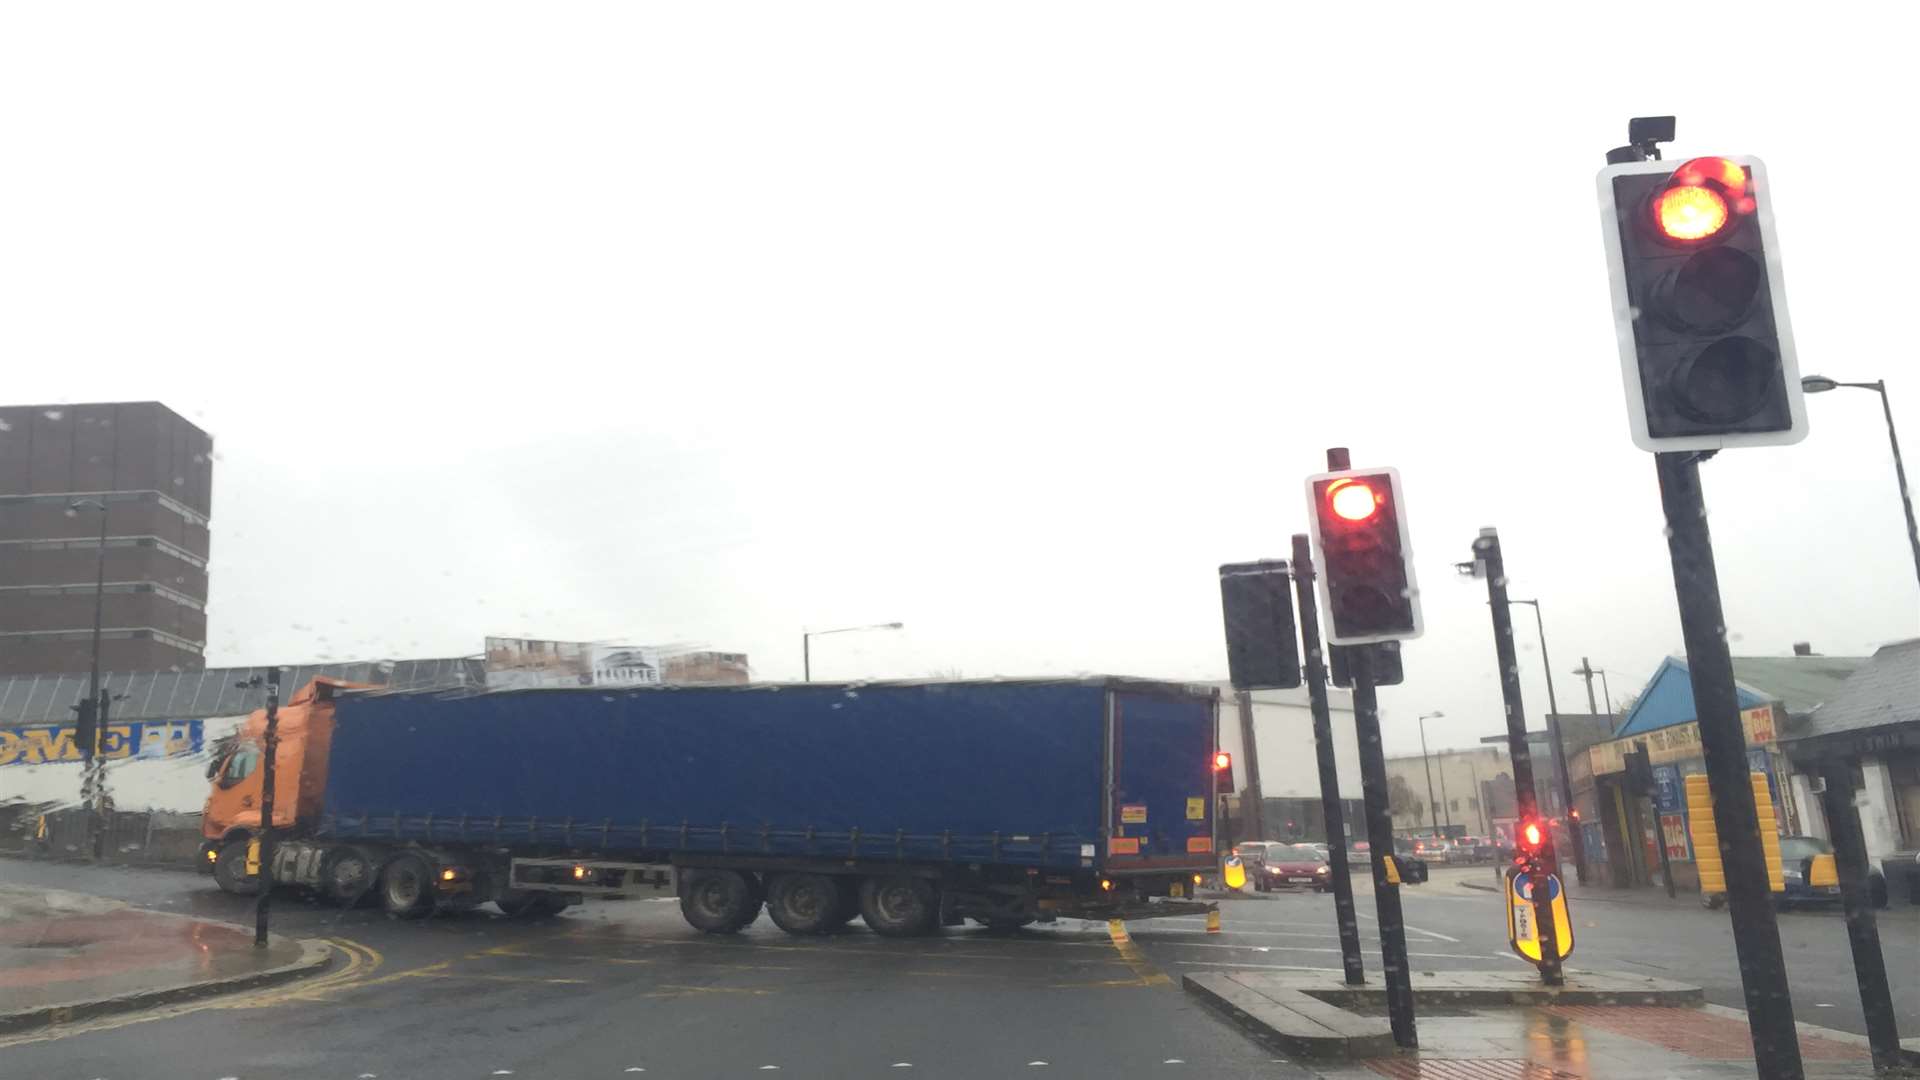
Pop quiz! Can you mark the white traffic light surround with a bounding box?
[1596,155,1807,453]
[1303,466,1424,647]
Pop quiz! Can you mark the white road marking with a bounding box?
[1349,908,1463,942]
[1139,939,1497,960]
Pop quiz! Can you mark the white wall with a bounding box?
[1210,683,1365,802]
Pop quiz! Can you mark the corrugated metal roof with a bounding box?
[1611,653,1864,738]
[1779,638,1920,745]
[0,658,483,724]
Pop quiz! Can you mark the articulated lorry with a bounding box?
[200,676,1221,935]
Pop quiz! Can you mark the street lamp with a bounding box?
[68,498,109,859]
[802,622,904,681]
[1416,711,1443,832]
[1801,375,1920,600]
[1506,598,1587,883]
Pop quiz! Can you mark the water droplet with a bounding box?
[42,409,64,420]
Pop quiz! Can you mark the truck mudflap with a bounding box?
[1044,898,1216,922]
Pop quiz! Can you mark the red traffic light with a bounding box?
[1327,478,1380,523]
[1213,751,1232,771]
[1520,820,1544,849]
[1650,156,1753,244]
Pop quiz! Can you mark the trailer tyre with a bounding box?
[679,869,762,934]
[380,854,437,919]
[766,873,842,935]
[859,875,938,937]
[212,839,260,897]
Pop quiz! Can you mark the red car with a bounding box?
[1256,843,1332,892]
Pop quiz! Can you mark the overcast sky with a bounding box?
[5,5,1915,756]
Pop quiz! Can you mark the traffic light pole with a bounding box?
[1472,529,1562,986]
[1655,452,1803,1079]
[1815,761,1902,1069]
[1234,690,1269,842]
[1290,533,1365,987]
[252,669,282,948]
[1350,646,1416,1046]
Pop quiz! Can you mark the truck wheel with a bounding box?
[380,854,437,919]
[679,869,762,933]
[859,875,937,937]
[766,873,842,935]
[213,839,261,896]
[322,849,376,908]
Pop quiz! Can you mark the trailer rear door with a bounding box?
[1105,688,1216,871]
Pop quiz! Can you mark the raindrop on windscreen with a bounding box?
[0,419,10,431]
[42,409,64,420]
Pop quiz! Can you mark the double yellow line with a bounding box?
[0,937,383,1048]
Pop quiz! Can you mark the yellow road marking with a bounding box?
[1105,921,1172,987]
[640,983,776,999]
[0,937,382,1048]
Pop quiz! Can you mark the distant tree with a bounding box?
[1388,775,1423,825]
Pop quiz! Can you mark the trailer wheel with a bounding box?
[859,875,937,937]
[679,869,762,934]
[322,849,377,908]
[212,839,260,896]
[380,854,436,919]
[766,873,842,935]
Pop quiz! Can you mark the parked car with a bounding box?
[1446,835,1497,864]
[1256,843,1332,892]
[1233,841,1282,874]
[1410,835,1452,860]
[1778,835,1888,910]
[1348,840,1371,863]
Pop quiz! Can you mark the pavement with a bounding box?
[0,882,329,1034]
[0,857,1910,1080]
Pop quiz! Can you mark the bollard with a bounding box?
[1206,909,1221,934]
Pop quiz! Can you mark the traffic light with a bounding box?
[1598,153,1805,451]
[71,696,98,760]
[1213,750,1235,794]
[1304,467,1421,646]
[1219,560,1301,690]
[1513,818,1543,865]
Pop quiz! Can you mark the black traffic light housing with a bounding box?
[1598,153,1805,451]
[1213,750,1235,795]
[1219,560,1301,690]
[1330,641,1404,688]
[1305,467,1422,646]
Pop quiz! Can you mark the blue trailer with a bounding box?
[206,677,1222,935]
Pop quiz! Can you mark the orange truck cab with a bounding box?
[198,678,358,889]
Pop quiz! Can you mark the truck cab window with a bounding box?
[218,746,260,788]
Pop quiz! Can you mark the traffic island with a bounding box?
[0,884,330,1035]
[1184,968,1702,1060]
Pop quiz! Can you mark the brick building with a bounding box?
[0,402,213,674]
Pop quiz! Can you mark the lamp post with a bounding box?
[1801,376,1920,602]
[802,622,904,681]
[68,498,109,859]
[1507,598,1587,884]
[1416,711,1443,832]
